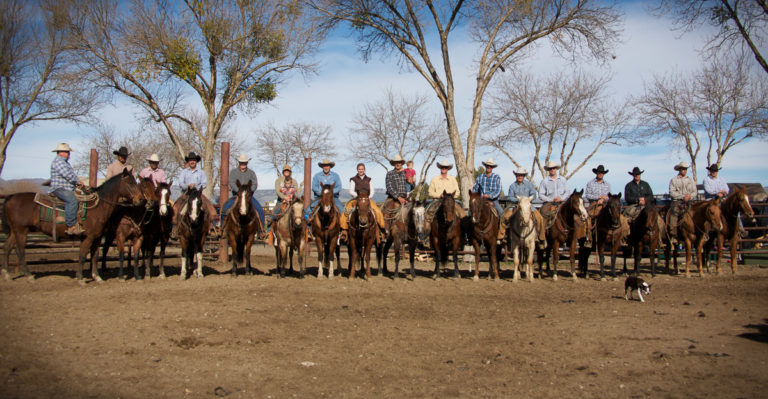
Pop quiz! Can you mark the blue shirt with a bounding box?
[178,167,207,192]
[50,155,79,191]
[584,178,611,202]
[311,171,342,198]
[703,175,729,198]
[507,180,537,203]
[538,176,569,202]
[473,173,502,200]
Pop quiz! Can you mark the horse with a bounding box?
[176,187,211,280]
[506,196,537,282]
[139,181,174,279]
[347,190,379,280]
[627,199,663,277]
[705,188,755,274]
[537,189,589,281]
[311,183,341,278]
[593,193,626,280]
[468,191,500,280]
[380,199,427,279]
[225,180,261,277]
[2,169,144,283]
[664,198,723,277]
[430,191,463,279]
[274,196,307,278]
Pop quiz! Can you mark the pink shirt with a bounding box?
[139,167,167,187]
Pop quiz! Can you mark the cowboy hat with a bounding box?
[146,153,160,163]
[592,165,609,174]
[317,158,335,168]
[513,167,528,176]
[236,153,250,163]
[705,164,721,172]
[544,161,560,170]
[113,146,131,157]
[185,151,201,162]
[673,161,690,171]
[436,159,453,170]
[282,164,292,172]
[481,158,498,168]
[52,143,73,152]
[628,166,644,176]
[389,154,406,166]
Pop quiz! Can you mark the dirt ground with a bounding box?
[1,245,767,399]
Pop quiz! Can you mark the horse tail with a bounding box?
[1,194,9,234]
[236,240,245,263]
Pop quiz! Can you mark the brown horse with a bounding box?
[347,190,379,280]
[468,191,500,280]
[538,189,589,281]
[176,187,212,280]
[706,188,754,274]
[2,169,144,283]
[380,199,427,279]
[274,196,307,278]
[140,181,174,279]
[593,193,626,280]
[430,191,462,279]
[664,198,723,277]
[311,183,341,278]
[226,180,261,277]
[628,199,663,277]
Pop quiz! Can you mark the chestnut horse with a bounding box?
[506,196,537,282]
[311,183,341,278]
[537,189,589,281]
[177,187,211,280]
[430,191,463,279]
[628,199,663,277]
[274,196,307,278]
[347,190,379,280]
[226,180,261,277]
[664,198,723,277]
[468,191,500,280]
[593,193,626,279]
[2,169,143,283]
[706,188,754,274]
[380,199,427,279]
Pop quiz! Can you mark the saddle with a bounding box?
[34,192,89,225]
[541,203,562,230]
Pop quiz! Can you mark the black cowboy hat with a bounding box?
[113,146,131,157]
[628,166,644,176]
[592,164,609,174]
[185,151,201,162]
[706,164,721,172]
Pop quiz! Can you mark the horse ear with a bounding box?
[168,179,173,187]
[578,189,584,195]
[122,168,132,177]
[246,180,252,190]
[236,179,242,188]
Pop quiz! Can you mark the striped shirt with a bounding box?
[472,173,502,199]
[138,167,167,187]
[178,167,207,191]
[50,155,79,191]
[386,169,408,199]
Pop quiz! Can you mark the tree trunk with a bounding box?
[0,137,8,178]
[202,135,216,199]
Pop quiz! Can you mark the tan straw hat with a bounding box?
[436,159,453,170]
[52,143,74,152]
[481,158,498,168]
[673,161,690,171]
[513,167,528,176]
[389,154,406,166]
[544,160,560,170]
[317,158,335,168]
[237,153,250,163]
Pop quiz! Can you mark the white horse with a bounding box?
[507,196,537,282]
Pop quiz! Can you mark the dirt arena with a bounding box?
[1,245,767,398]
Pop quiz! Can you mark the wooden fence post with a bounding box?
[219,142,230,263]
[304,157,311,258]
[89,149,98,187]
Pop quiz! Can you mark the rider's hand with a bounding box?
[482,194,490,199]
[189,183,196,189]
[398,197,407,205]
[683,194,691,201]
[554,196,562,202]
[639,197,646,206]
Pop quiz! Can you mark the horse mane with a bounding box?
[722,187,745,214]
[96,173,127,198]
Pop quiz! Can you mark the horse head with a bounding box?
[186,187,203,223]
[411,200,427,243]
[120,169,144,206]
[607,193,622,226]
[156,180,172,216]
[441,190,456,224]
[356,189,372,228]
[469,191,484,223]
[734,187,755,220]
[705,197,724,232]
[517,195,533,227]
[139,178,158,207]
[235,179,254,217]
[320,183,336,214]
[569,189,588,222]
[290,196,304,227]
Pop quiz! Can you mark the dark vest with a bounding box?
[350,175,371,195]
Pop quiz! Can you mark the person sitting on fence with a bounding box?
[50,143,85,235]
[138,153,167,188]
[339,163,386,242]
[105,146,134,179]
[703,164,729,199]
[220,153,265,235]
[304,158,344,221]
[425,159,466,224]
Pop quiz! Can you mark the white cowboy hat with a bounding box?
[544,161,560,170]
[436,159,453,170]
[513,167,528,176]
[282,164,292,172]
[146,153,160,163]
[317,158,335,167]
[673,161,690,171]
[236,153,250,163]
[481,158,498,168]
[389,154,406,166]
[52,143,74,152]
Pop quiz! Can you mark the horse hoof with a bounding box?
[2,270,10,281]
[553,275,558,281]
[118,278,126,283]
[600,277,607,282]
[77,279,87,286]
[158,275,166,280]
[472,276,479,281]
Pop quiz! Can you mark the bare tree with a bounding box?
[307,0,621,202]
[635,53,767,181]
[66,0,328,197]
[655,0,768,75]
[483,70,636,186]
[253,122,336,177]
[0,0,99,176]
[348,89,449,190]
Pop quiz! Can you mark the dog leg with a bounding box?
[637,288,644,303]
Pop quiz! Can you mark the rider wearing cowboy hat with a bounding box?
[424,159,467,223]
[537,160,570,243]
[668,161,697,243]
[624,167,653,207]
[105,146,134,179]
[504,167,546,248]
[472,158,506,240]
[584,165,611,205]
[339,163,386,242]
[138,153,167,187]
[221,153,266,234]
[50,143,86,235]
[305,158,343,221]
[703,164,729,199]
[172,151,217,237]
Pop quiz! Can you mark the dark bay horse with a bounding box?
[311,183,341,278]
[380,199,427,279]
[226,180,261,277]
[468,191,500,280]
[538,189,589,281]
[593,193,626,279]
[177,187,211,280]
[707,188,754,274]
[665,198,723,277]
[274,197,307,278]
[140,181,174,279]
[430,191,462,279]
[2,169,143,283]
[347,190,379,280]
[628,199,663,277]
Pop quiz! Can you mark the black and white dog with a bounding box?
[624,276,651,302]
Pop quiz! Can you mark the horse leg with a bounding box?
[393,239,401,279]
[158,242,167,279]
[472,239,481,281]
[348,241,357,280]
[551,240,560,281]
[729,236,738,274]
[696,238,705,277]
[648,240,657,277]
[526,243,534,282]
[315,238,324,278]
[88,238,103,283]
[433,242,441,280]
[328,239,336,280]
[12,230,31,280]
[597,238,605,280]
[229,234,239,278]
[380,239,391,277]
[452,241,460,280]
[117,241,126,280]
[101,233,113,276]
[512,245,520,283]
[409,240,417,280]
[180,245,188,280]
[365,238,374,280]
[245,234,255,276]
[133,239,143,281]
[2,231,14,280]
[195,251,204,278]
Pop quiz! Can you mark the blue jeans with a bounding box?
[52,188,77,227]
[221,196,265,228]
[304,197,344,220]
